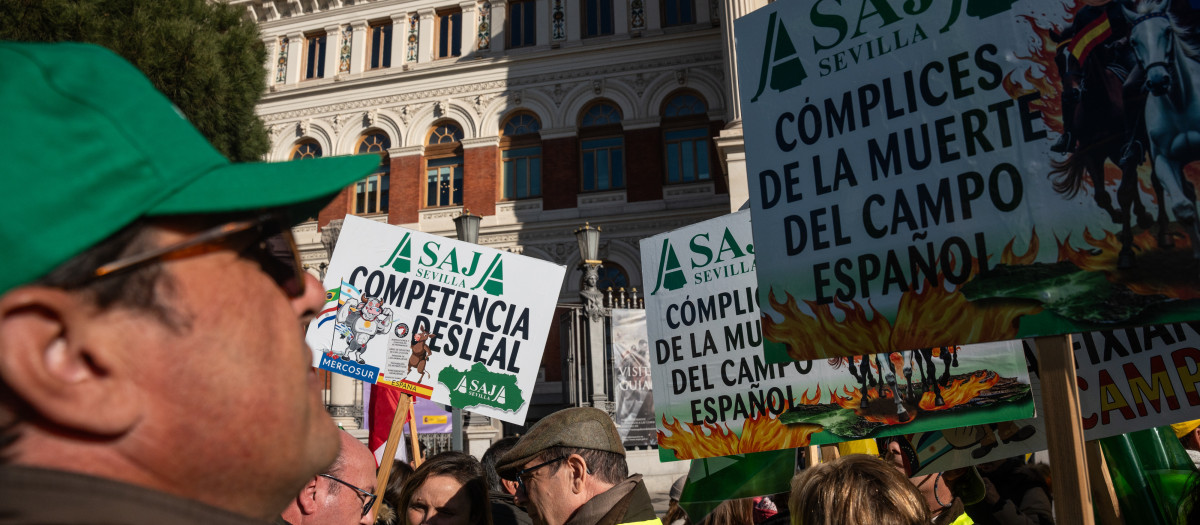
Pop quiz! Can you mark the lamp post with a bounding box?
[574,223,612,417]
[450,210,482,452]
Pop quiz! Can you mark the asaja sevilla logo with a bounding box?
[650,227,754,295]
[437,362,524,413]
[381,233,505,296]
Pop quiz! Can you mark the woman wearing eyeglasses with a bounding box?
[400,452,494,525]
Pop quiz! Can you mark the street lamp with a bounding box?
[574,223,612,417]
[450,208,481,452]
[575,223,605,321]
[575,222,601,264]
[454,209,481,244]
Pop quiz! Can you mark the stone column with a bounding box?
[465,414,504,460]
[613,0,628,36]
[580,263,611,415]
[694,0,711,27]
[323,25,341,79]
[644,0,661,32]
[286,32,304,85]
[565,0,580,42]
[418,9,436,62]
[460,1,479,55]
[350,20,369,74]
[262,37,278,88]
[537,0,552,46]
[715,0,761,212]
[490,0,507,53]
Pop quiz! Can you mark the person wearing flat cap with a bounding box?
[0,42,380,523]
[496,407,661,525]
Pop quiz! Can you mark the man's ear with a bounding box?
[566,454,589,493]
[501,478,520,496]
[0,286,140,436]
[297,477,321,515]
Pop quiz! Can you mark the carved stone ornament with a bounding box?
[580,263,607,322]
[298,118,310,136]
[675,68,687,85]
[552,83,566,106]
[321,219,344,256]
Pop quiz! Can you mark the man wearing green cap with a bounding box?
[0,42,380,523]
[495,407,660,525]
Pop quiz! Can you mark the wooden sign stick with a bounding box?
[370,392,413,518]
[1086,440,1121,525]
[408,401,422,467]
[1036,334,1093,525]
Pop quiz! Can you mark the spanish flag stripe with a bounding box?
[1071,13,1112,63]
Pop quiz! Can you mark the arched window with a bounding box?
[500,113,542,200]
[425,122,464,208]
[354,131,391,215]
[662,93,711,184]
[579,102,624,192]
[290,140,322,160]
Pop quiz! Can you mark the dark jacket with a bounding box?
[564,474,661,525]
[491,492,534,525]
[0,465,273,524]
[964,461,1054,525]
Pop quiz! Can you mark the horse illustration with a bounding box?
[408,328,438,383]
[1125,0,1200,261]
[1050,3,1169,268]
[905,347,961,407]
[831,352,911,422]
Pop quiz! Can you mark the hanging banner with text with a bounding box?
[305,215,566,425]
[611,309,657,448]
[643,211,1033,462]
[736,0,1200,362]
[900,324,1200,476]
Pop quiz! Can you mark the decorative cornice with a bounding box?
[260,52,721,122]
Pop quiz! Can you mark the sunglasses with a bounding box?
[92,213,305,298]
[319,473,378,517]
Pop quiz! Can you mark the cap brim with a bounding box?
[147,154,382,220]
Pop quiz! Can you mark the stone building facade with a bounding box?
[228,0,763,458]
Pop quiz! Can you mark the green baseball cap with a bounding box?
[0,41,380,295]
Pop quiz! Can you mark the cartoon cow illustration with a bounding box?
[335,295,392,364]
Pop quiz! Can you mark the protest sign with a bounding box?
[643,211,1033,462]
[736,0,1200,363]
[305,215,566,425]
[899,324,1200,475]
[611,309,656,447]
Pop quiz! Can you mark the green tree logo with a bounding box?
[380,232,413,273]
[749,11,807,103]
[649,238,687,296]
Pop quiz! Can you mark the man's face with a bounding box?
[117,217,339,515]
[513,455,586,525]
[319,439,379,525]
